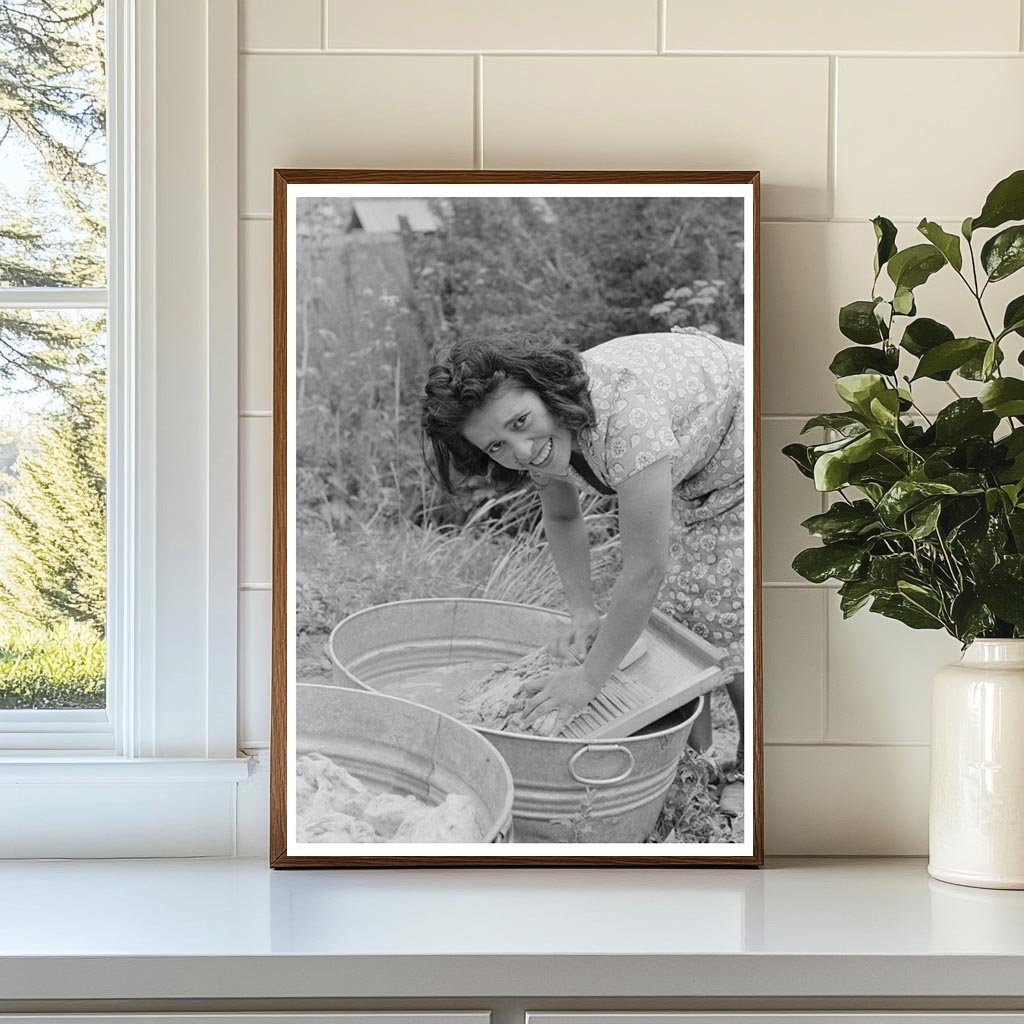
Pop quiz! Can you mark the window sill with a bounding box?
[0,754,252,782]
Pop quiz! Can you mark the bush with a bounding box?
[0,619,105,709]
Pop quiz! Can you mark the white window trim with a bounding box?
[0,0,249,856]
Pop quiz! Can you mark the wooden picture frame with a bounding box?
[271,170,762,867]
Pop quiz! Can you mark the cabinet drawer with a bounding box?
[0,1015,489,1024]
[529,1016,1024,1024]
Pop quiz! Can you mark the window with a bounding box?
[0,0,244,854]
[0,0,111,749]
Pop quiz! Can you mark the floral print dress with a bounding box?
[531,330,746,676]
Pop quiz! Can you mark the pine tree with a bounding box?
[0,0,106,392]
[0,371,105,632]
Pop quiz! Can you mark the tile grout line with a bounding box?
[820,587,831,744]
[474,55,484,169]
[321,0,328,50]
[765,740,931,748]
[827,55,838,221]
[237,47,1024,57]
[657,0,666,54]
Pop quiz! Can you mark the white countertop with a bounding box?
[2,857,1024,1002]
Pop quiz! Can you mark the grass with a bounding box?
[296,487,620,679]
[0,619,105,709]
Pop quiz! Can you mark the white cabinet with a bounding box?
[0,1017,489,1024]
[528,1017,1024,1024]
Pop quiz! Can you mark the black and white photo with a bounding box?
[271,171,762,866]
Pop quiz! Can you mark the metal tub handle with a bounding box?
[568,744,636,787]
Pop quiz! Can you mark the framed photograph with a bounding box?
[270,170,762,867]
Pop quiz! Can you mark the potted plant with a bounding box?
[785,169,1024,889]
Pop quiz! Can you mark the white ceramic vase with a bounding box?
[929,639,1024,889]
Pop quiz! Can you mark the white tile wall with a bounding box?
[240,417,273,587]
[241,0,321,50]
[835,58,1024,220]
[235,3,1024,854]
[239,590,272,748]
[760,419,824,583]
[326,0,657,51]
[240,219,273,412]
[665,0,1021,53]
[483,56,831,220]
[240,55,475,213]
[762,588,825,744]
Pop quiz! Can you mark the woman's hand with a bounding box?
[546,606,603,663]
[521,664,604,736]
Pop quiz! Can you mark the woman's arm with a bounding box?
[580,456,672,686]
[523,458,673,731]
[539,477,600,641]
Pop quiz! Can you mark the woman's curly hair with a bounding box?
[421,334,596,493]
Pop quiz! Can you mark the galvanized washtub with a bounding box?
[296,682,515,844]
[326,598,721,843]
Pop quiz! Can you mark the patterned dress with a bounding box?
[530,330,746,676]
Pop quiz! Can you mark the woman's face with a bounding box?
[460,385,573,478]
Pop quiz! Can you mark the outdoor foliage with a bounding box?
[0,373,106,633]
[785,169,1024,644]
[0,619,104,709]
[404,196,744,354]
[0,0,107,706]
[0,0,106,394]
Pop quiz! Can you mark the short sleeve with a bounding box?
[600,366,681,488]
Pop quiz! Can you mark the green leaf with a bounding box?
[1003,295,1024,340]
[900,318,955,368]
[962,216,974,241]
[839,300,886,345]
[981,225,1024,283]
[887,244,946,290]
[867,553,915,587]
[845,432,888,464]
[782,442,815,479]
[982,341,1001,381]
[877,479,958,524]
[971,168,1024,232]
[917,219,963,272]
[911,337,988,380]
[933,399,999,445]
[908,500,942,539]
[838,579,880,618]
[960,344,1004,380]
[792,542,866,584]
[892,286,916,316]
[829,345,899,378]
[872,216,898,277]
[871,594,943,630]
[950,593,996,644]
[800,501,879,543]
[800,413,865,435]
[814,451,850,491]
[979,378,1024,418]
[976,578,1024,629]
[835,373,886,413]
[868,389,902,431]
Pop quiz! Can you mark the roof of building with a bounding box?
[349,199,440,233]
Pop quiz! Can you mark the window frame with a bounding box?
[0,0,247,856]
[0,8,116,750]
